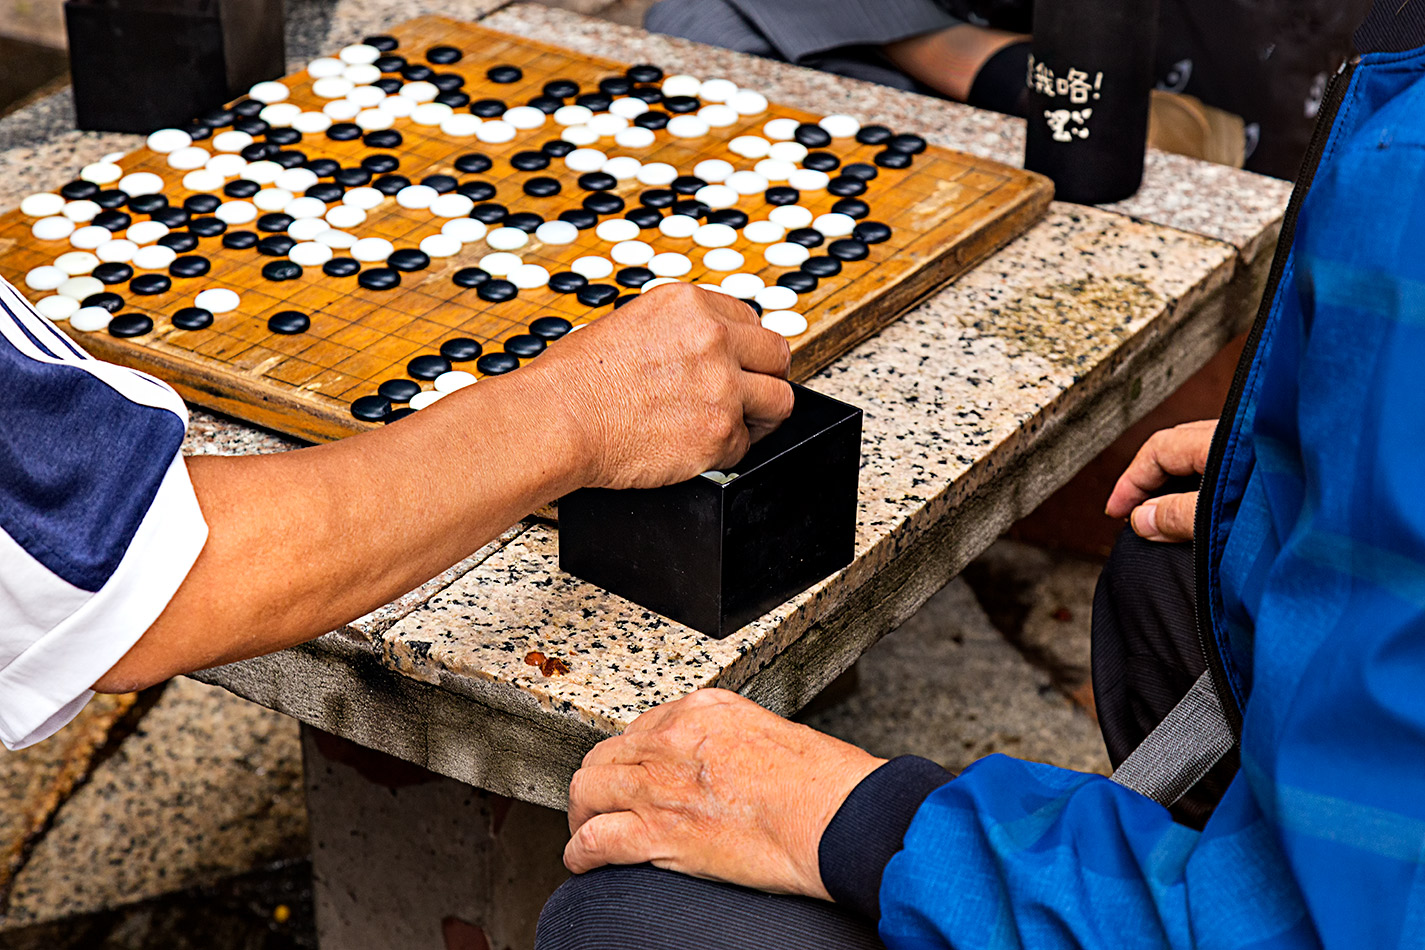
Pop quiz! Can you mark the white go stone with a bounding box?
[667,115,710,138]
[325,205,370,230]
[434,371,476,393]
[69,225,111,249]
[409,390,444,410]
[658,215,700,239]
[649,252,692,277]
[765,242,811,267]
[693,223,738,247]
[443,218,488,243]
[699,104,739,128]
[564,148,608,173]
[196,288,240,313]
[356,109,395,130]
[307,57,345,78]
[285,197,327,219]
[260,102,303,125]
[32,217,75,241]
[769,204,814,229]
[276,167,318,192]
[642,277,682,292]
[54,251,100,275]
[411,103,454,126]
[182,169,225,192]
[212,129,254,152]
[167,146,211,170]
[729,135,771,158]
[69,306,113,332]
[702,247,745,271]
[561,125,600,146]
[636,162,678,186]
[572,256,613,279]
[698,78,738,103]
[596,218,640,243]
[253,188,294,212]
[396,184,438,209]
[343,64,381,85]
[754,158,796,182]
[317,229,356,249]
[351,237,395,262]
[338,43,380,65]
[441,114,482,137]
[534,220,578,245]
[762,310,808,336]
[726,171,770,195]
[695,184,738,209]
[662,74,702,97]
[290,242,333,267]
[21,193,65,217]
[768,141,809,163]
[611,240,654,265]
[476,120,516,143]
[58,276,103,300]
[509,263,551,289]
[347,85,386,108]
[377,96,415,117]
[609,97,650,119]
[249,80,289,103]
[80,162,123,184]
[720,272,765,297]
[694,159,734,182]
[763,118,799,140]
[343,186,384,209]
[25,265,66,290]
[293,111,334,133]
[487,227,529,250]
[313,76,355,99]
[554,104,594,126]
[730,90,769,115]
[789,169,831,192]
[101,151,125,163]
[614,126,656,149]
[479,252,522,275]
[323,99,362,120]
[132,245,176,270]
[504,106,546,129]
[430,194,475,218]
[756,285,800,311]
[63,200,100,222]
[588,113,628,136]
[602,156,642,181]
[118,172,164,196]
[96,239,138,262]
[813,212,857,236]
[289,217,330,240]
[205,153,248,177]
[36,296,79,320]
[819,114,861,138]
[146,127,192,153]
[401,80,439,102]
[420,234,462,258]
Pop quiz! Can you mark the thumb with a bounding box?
[1130,491,1198,542]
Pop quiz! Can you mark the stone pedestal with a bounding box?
[302,726,570,950]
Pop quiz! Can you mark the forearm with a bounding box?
[94,365,589,691]
[883,24,1028,102]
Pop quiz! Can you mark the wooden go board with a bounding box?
[0,17,1052,443]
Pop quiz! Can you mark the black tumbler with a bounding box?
[65,0,286,134]
[1024,0,1160,205]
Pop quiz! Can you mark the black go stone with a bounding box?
[172,307,214,330]
[477,279,518,303]
[828,176,867,197]
[159,232,199,253]
[778,271,818,293]
[453,267,491,288]
[523,177,562,198]
[240,142,278,162]
[258,213,294,233]
[476,352,520,376]
[184,194,221,214]
[456,153,493,173]
[60,180,99,200]
[427,45,462,64]
[584,193,625,215]
[578,172,617,192]
[627,63,663,83]
[488,65,523,83]
[189,217,227,237]
[505,212,543,232]
[379,378,422,402]
[599,76,633,96]
[358,267,401,291]
[234,99,263,117]
[828,238,870,261]
[234,117,269,135]
[630,85,663,103]
[440,338,482,361]
[577,284,619,307]
[351,395,392,422]
[408,354,451,380]
[832,197,871,219]
[511,150,550,171]
[640,189,675,209]
[842,162,879,182]
[530,316,573,340]
[575,93,613,112]
[437,91,471,109]
[81,292,124,312]
[470,98,507,117]
[804,152,841,172]
[324,258,360,277]
[388,249,431,272]
[560,209,599,230]
[626,207,663,229]
[548,272,586,294]
[402,63,435,82]
[267,310,310,334]
[672,175,706,195]
[458,180,497,201]
[613,294,639,309]
[305,158,341,178]
[365,34,399,51]
[94,210,132,232]
[765,186,800,206]
[542,140,576,157]
[94,263,133,284]
[617,267,654,288]
[108,313,154,338]
[386,407,415,423]
[470,203,508,224]
[544,79,580,98]
[663,95,699,113]
[224,179,259,198]
[432,73,465,91]
[856,124,893,146]
[787,228,824,248]
[272,150,307,169]
[707,209,748,229]
[376,55,406,72]
[802,255,842,278]
[634,111,670,130]
[266,127,302,146]
[223,231,259,249]
[306,183,345,203]
[888,133,928,154]
[854,221,892,244]
[794,124,833,148]
[365,130,403,149]
[263,260,303,281]
[200,107,235,128]
[422,174,458,194]
[327,123,362,141]
[335,167,374,187]
[169,256,210,278]
[504,333,546,358]
[128,194,167,214]
[375,78,404,94]
[94,189,128,209]
[361,153,400,173]
[671,199,709,219]
[374,175,411,196]
[186,123,212,141]
[130,274,171,295]
[874,149,913,170]
[258,235,296,256]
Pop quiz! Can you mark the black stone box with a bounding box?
[559,383,861,639]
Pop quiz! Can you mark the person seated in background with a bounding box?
[645,0,1364,177]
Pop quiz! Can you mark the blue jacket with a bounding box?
[831,40,1425,950]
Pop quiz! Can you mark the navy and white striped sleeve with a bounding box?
[0,276,208,750]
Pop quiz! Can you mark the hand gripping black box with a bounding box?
[559,383,862,639]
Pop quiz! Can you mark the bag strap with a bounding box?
[1109,670,1235,806]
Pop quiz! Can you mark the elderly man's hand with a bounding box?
[564,689,885,898]
[1105,419,1216,542]
[532,283,794,491]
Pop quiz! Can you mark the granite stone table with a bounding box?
[0,3,1291,947]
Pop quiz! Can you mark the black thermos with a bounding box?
[1024,0,1161,204]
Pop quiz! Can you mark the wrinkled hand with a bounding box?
[531,283,793,490]
[565,689,885,899]
[1105,420,1215,542]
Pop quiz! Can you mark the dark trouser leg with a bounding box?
[1091,526,1239,828]
[535,865,885,950]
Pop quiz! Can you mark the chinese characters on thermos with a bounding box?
[1025,0,1161,204]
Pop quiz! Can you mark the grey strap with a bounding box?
[1110,671,1235,806]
